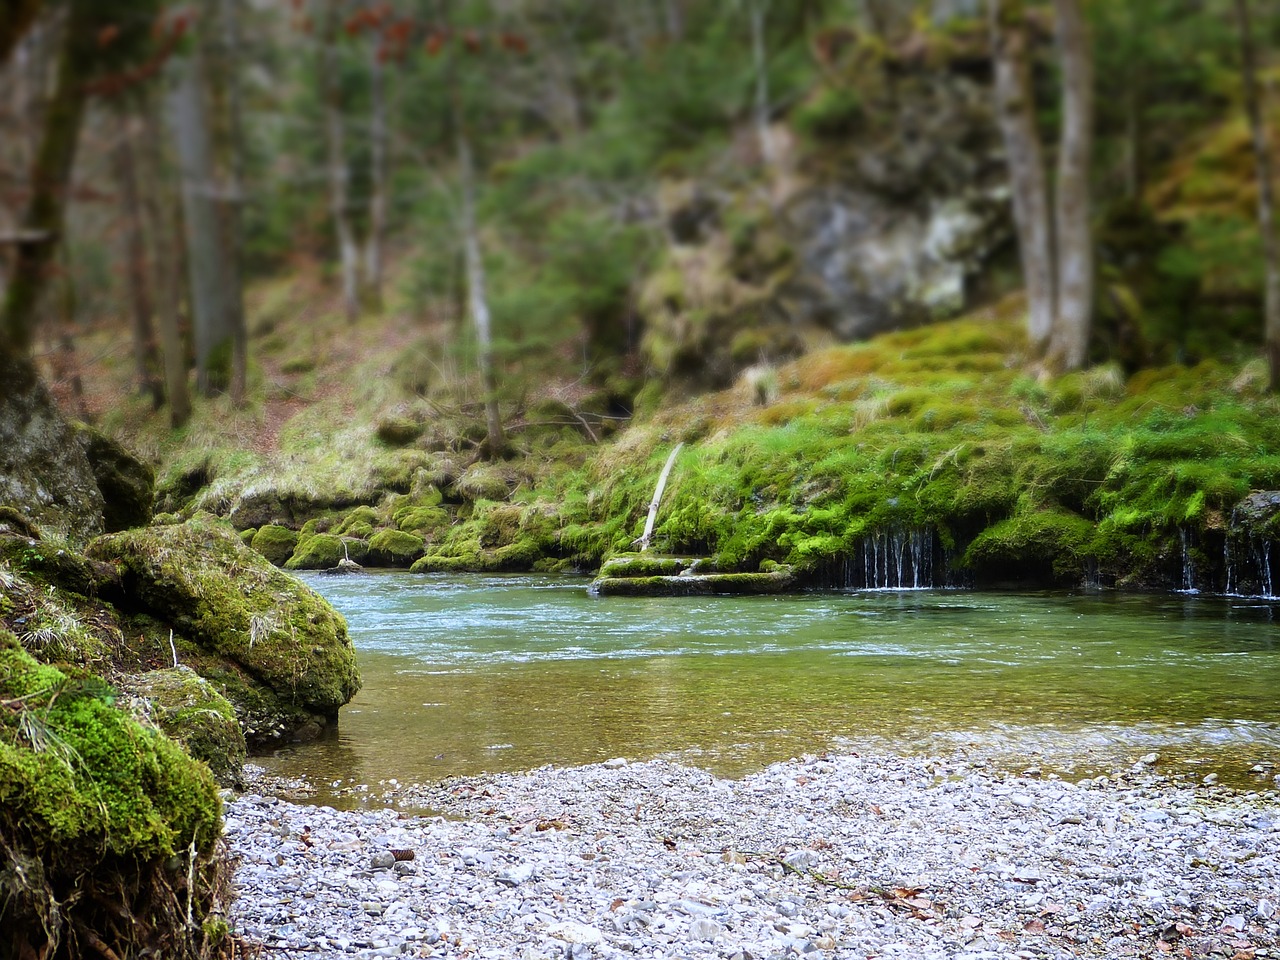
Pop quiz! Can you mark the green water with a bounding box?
[261,573,1280,801]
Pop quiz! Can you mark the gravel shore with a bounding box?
[227,753,1279,959]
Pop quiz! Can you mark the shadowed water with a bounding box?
[260,573,1280,802]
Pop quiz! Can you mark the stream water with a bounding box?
[260,573,1280,805]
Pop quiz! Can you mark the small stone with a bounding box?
[496,863,536,887]
[1137,753,1160,766]
[1223,915,1247,932]
[1257,898,1276,921]
[783,850,821,871]
[546,921,603,945]
[1010,794,1034,808]
[689,918,725,941]
[777,900,801,919]
[1140,809,1169,823]
[369,851,396,869]
[603,757,628,769]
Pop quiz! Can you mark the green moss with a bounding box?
[0,632,221,859]
[962,509,1098,584]
[376,415,424,446]
[250,524,298,566]
[598,553,694,577]
[239,527,257,545]
[121,666,246,787]
[367,529,425,567]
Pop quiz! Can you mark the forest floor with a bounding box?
[227,750,1280,960]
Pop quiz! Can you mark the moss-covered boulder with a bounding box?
[395,505,449,535]
[367,529,425,567]
[455,462,515,501]
[0,632,226,959]
[376,415,424,446]
[285,533,370,570]
[251,523,299,566]
[120,666,247,787]
[74,424,155,532]
[86,514,361,745]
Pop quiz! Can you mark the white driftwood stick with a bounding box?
[639,443,684,553]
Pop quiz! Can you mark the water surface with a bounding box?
[262,573,1280,802]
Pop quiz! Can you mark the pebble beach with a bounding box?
[226,752,1280,959]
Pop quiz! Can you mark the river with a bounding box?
[259,572,1280,805]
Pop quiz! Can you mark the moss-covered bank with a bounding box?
[0,632,228,959]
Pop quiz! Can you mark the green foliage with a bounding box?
[794,86,864,141]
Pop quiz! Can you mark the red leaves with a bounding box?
[97,25,121,49]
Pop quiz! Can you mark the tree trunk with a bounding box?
[112,113,165,409]
[987,0,1055,353]
[457,130,506,459]
[208,0,249,404]
[168,45,232,395]
[1235,0,1280,391]
[321,0,360,324]
[1,0,93,358]
[1049,0,1095,371]
[364,35,388,313]
[749,0,777,169]
[141,92,192,427]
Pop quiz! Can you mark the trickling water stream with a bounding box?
[259,573,1280,805]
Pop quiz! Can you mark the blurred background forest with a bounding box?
[5,0,1280,579]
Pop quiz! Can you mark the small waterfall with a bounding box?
[1178,528,1199,594]
[1225,535,1276,598]
[849,527,941,590]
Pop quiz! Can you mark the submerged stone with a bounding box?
[590,566,795,597]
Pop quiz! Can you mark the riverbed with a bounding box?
[258,573,1280,806]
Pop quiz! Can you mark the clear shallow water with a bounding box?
[260,573,1280,802]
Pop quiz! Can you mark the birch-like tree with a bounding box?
[988,0,1096,371]
[1234,0,1280,391]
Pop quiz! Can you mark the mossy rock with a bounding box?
[376,415,424,446]
[455,462,515,501]
[251,524,299,567]
[598,553,696,578]
[589,567,795,596]
[74,424,155,533]
[962,509,1098,585]
[285,533,370,570]
[120,666,247,787]
[367,529,425,567]
[335,505,382,535]
[0,632,225,959]
[239,527,257,546]
[395,505,449,535]
[86,514,361,745]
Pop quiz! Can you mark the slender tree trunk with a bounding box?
[141,92,191,427]
[749,0,777,169]
[1,0,92,358]
[365,35,388,313]
[1049,0,1095,371]
[168,46,232,394]
[663,0,685,41]
[1235,0,1280,391]
[209,0,249,404]
[987,0,1055,353]
[112,114,165,409]
[457,130,506,459]
[321,0,360,323]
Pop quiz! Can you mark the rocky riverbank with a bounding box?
[226,752,1279,959]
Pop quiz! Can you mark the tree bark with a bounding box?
[140,91,192,427]
[112,113,165,409]
[1,0,93,358]
[168,45,232,395]
[1235,0,1280,391]
[457,130,506,459]
[321,0,361,324]
[1049,0,1095,371]
[987,0,1055,353]
[364,34,388,313]
[208,0,249,404]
